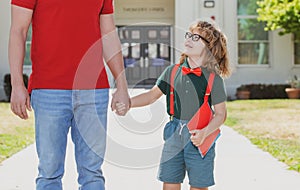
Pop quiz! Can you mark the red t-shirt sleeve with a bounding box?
[101,0,114,14]
[11,0,36,10]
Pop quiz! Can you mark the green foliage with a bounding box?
[287,75,300,88]
[257,0,300,35]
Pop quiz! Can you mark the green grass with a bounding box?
[252,138,300,172]
[0,103,35,163]
[225,99,300,172]
[0,127,34,162]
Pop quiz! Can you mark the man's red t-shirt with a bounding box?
[11,0,114,92]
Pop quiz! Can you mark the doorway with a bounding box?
[118,25,172,87]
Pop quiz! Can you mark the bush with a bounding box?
[3,74,29,102]
[236,84,290,99]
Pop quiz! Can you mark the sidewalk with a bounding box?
[0,90,299,190]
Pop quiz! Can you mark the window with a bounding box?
[24,26,32,66]
[131,43,140,58]
[131,30,140,40]
[160,30,169,39]
[237,0,269,65]
[148,30,157,39]
[159,43,169,58]
[118,27,129,40]
[121,43,129,57]
[148,43,157,58]
[295,33,300,65]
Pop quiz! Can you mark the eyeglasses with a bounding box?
[185,32,209,43]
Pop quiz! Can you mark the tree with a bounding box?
[257,0,300,35]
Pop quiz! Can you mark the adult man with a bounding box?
[9,0,130,189]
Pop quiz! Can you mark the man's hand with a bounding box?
[10,85,31,119]
[111,89,130,116]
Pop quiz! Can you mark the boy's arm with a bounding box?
[9,5,33,119]
[131,85,163,108]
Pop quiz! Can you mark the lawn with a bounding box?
[225,99,300,172]
[0,103,34,163]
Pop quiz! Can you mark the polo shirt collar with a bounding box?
[183,57,205,70]
[183,58,191,68]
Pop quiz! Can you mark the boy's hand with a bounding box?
[190,129,206,147]
[115,102,128,116]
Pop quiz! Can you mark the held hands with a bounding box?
[114,102,128,116]
[190,129,206,147]
[111,89,130,116]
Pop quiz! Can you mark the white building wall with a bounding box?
[174,0,196,60]
[0,0,11,101]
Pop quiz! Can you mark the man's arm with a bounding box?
[9,5,33,119]
[100,14,130,116]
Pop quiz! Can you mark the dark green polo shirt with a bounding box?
[156,59,227,120]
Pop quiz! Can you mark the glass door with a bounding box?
[118,26,172,87]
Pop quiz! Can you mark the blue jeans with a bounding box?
[31,89,109,190]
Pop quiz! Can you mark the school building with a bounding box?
[0,0,299,101]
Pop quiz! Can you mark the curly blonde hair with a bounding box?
[179,20,231,78]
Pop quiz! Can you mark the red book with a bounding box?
[198,129,220,158]
[187,102,221,158]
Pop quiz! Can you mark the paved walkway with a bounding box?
[0,89,299,190]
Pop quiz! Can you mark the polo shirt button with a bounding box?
[186,90,188,93]
[186,80,190,83]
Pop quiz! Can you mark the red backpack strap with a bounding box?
[204,73,215,102]
[169,64,180,115]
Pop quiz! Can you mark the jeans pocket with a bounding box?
[163,121,176,141]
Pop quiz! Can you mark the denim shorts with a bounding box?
[158,117,216,188]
